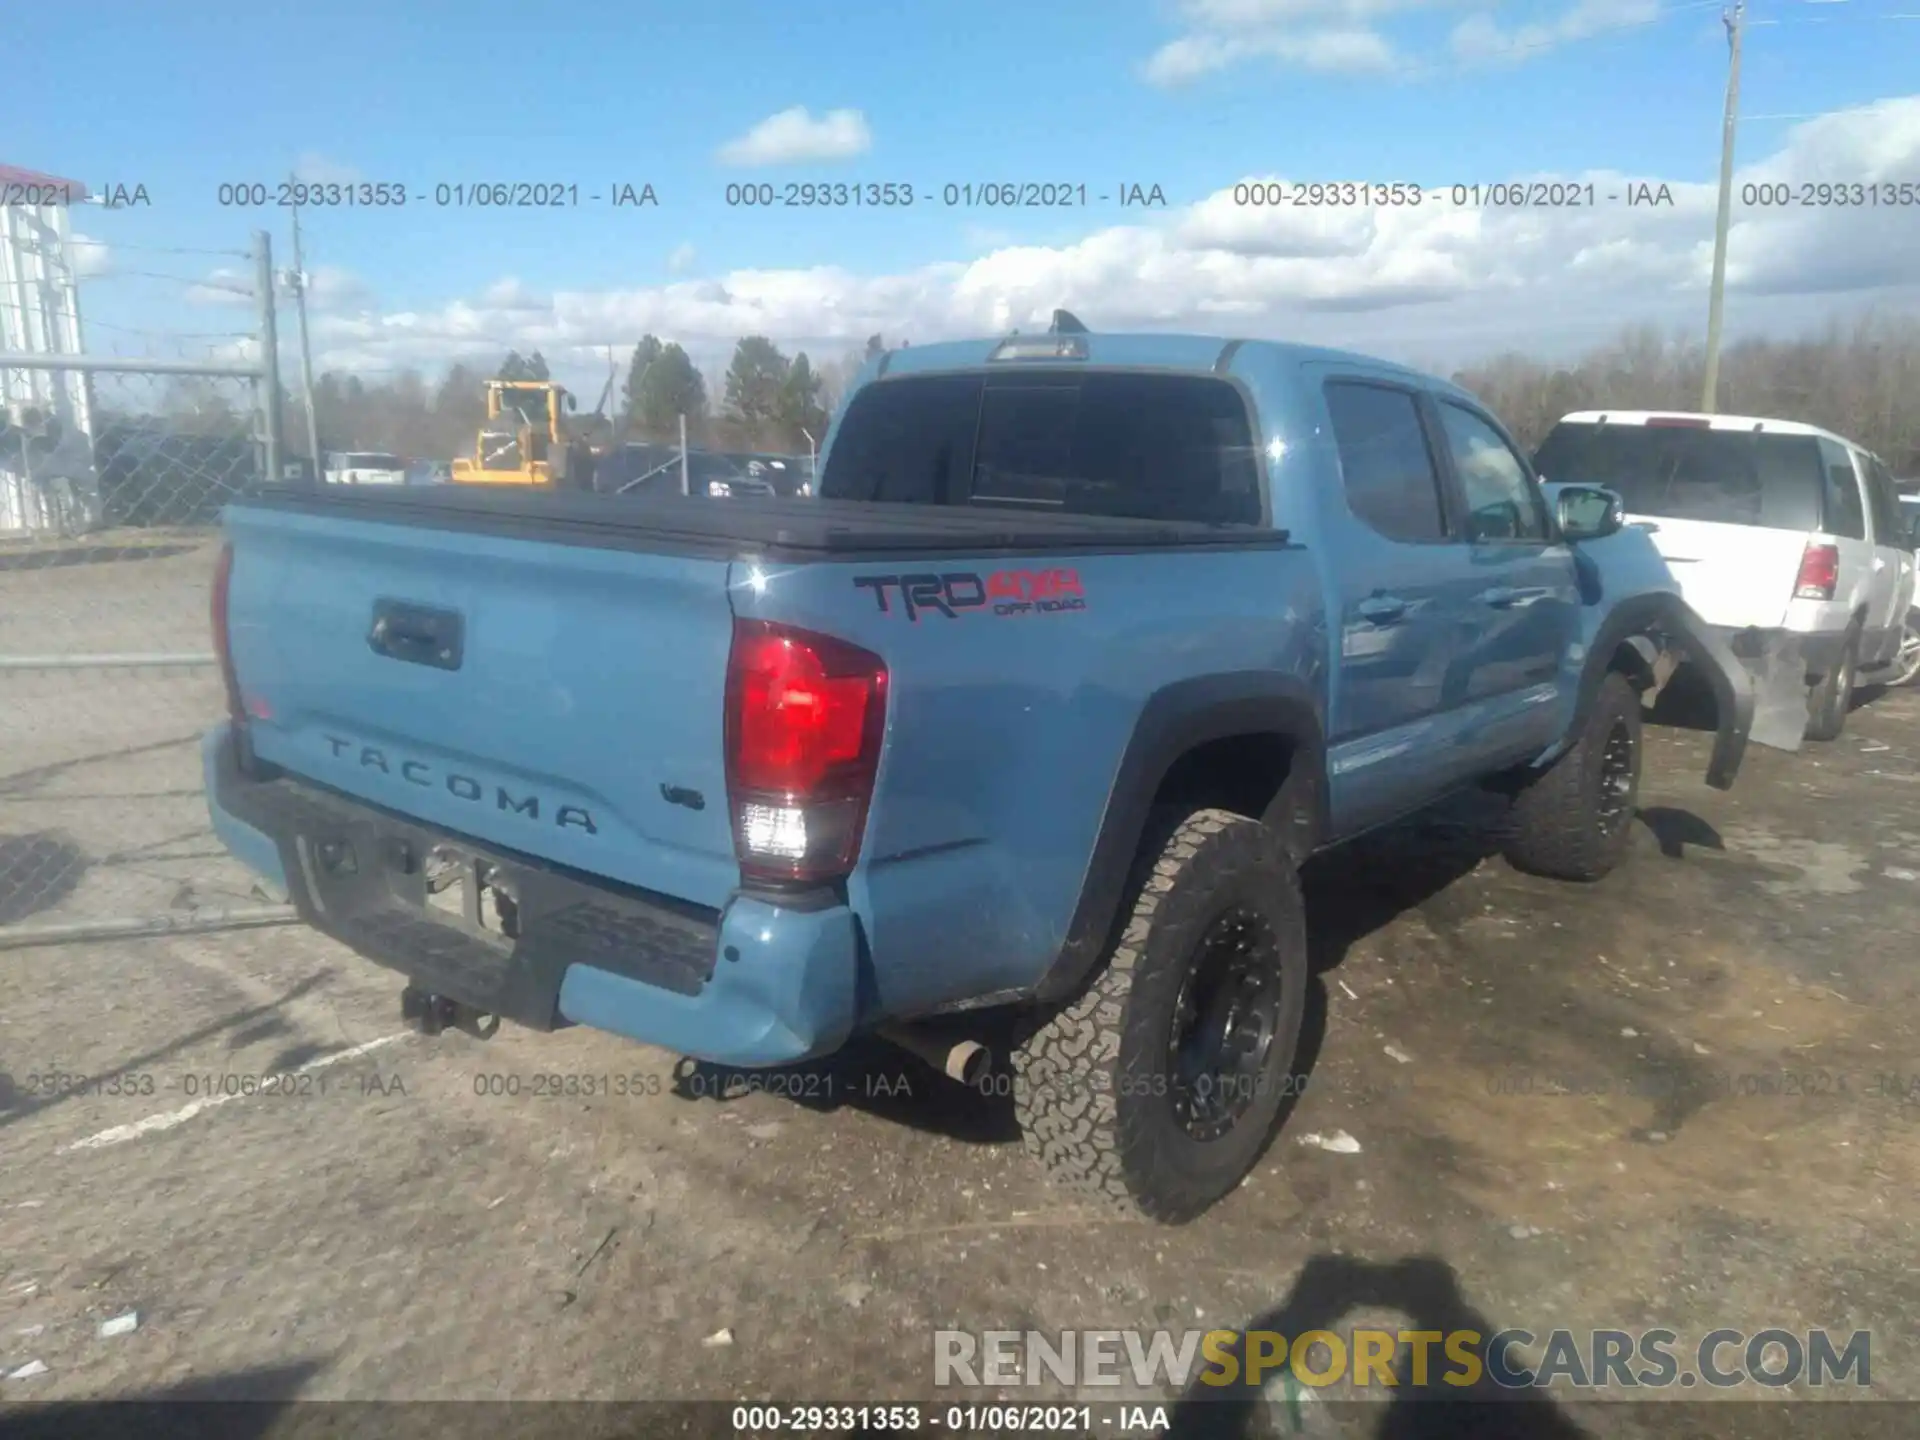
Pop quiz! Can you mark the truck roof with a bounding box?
[1554,409,1871,456]
[873,333,1440,387]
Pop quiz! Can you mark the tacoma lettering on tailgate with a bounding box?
[853,569,1087,622]
[323,735,598,833]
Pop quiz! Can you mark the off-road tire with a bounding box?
[1503,671,1642,882]
[1010,808,1307,1223]
[1805,631,1858,742]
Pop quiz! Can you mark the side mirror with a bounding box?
[1557,484,1624,541]
[1905,510,1920,548]
[1470,500,1522,541]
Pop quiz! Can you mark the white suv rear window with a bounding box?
[1534,423,1824,532]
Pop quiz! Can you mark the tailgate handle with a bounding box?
[369,600,464,671]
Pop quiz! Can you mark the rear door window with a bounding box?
[1533,422,1824,532]
[1323,381,1449,542]
[821,371,1262,524]
[1862,452,1904,546]
[1816,438,1867,540]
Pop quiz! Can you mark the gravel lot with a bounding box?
[2,541,1919,1438]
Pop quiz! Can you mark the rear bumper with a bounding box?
[1710,625,1846,682]
[201,725,859,1067]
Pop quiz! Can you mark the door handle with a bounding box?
[1357,595,1407,625]
[1478,586,1519,608]
[369,600,465,671]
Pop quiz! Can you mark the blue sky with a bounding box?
[8,0,1918,387]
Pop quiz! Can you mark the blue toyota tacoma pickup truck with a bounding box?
[204,323,1754,1221]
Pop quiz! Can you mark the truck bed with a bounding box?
[234,483,1293,561]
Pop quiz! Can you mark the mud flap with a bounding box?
[1663,607,1759,789]
[1718,629,1812,757]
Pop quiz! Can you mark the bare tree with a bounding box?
[1453,315,1920,472]
[294,313,1920,477]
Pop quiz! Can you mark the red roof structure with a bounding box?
[0,164,87,200]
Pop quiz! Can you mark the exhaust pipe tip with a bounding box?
[879,1023,991,1088]
[944,1039,989,1087]
[459,1011,501,1041]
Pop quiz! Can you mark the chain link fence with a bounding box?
[0,354,297,946]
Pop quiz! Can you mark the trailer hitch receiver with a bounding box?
[401,984,500,1040]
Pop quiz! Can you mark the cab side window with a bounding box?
[1324,381,1450,543]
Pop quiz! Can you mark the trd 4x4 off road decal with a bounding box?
[853,569,1087,622]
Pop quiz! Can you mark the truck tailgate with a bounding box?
[1624,515,1800,631]
[223,503,741,909]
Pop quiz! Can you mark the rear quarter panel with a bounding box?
[731,543,1325,1021]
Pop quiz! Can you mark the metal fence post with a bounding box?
[253,230,283,485]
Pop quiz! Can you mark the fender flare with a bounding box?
[1572,593,1753,792]
[1032,671,1327,1004]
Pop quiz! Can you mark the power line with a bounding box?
[60,237,250,260]
[94,268,254,298]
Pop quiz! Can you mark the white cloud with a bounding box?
[297,97,1920,380]
[964,225,1019,252]
[293,152,362,185]
[307,266,372,312]
[185,262,372,312]
[1142,0,1436,81]
[184,266,254,307]
[478,277,550,312]
[1144,0,1662,81]
[667,242,698,274]
[1450,0,1661,64]
[68,232,112,278]
[1142,24,1404,81]
[716,107,873,167]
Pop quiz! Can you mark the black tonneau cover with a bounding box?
[232,484,1292,561]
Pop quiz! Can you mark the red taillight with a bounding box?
[211,541,246,726]
[1794,542,1839,601]
[724,619,887,885]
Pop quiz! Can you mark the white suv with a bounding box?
[323,451,407,486]
[1534,411,1918,741]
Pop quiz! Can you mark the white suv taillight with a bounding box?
[1794,542,1839,601]
[724,619,887,885]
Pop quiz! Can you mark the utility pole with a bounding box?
[251,231,283,487]
[286,182,322,477]
[1700,0,1746,414]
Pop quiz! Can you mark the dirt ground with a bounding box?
[3,658,1920,1436]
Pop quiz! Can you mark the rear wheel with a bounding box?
[1887,610,1920,688]
[1503,671,1642,882]
[1806,632,1858,742]
[1011,809,1307,1223]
